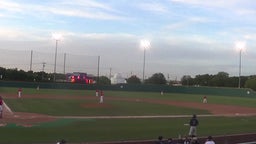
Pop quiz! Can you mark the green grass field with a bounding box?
[0,87,256,143]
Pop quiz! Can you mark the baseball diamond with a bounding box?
[0,88,256,144]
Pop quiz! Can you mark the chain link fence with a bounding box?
[0,49,99,76]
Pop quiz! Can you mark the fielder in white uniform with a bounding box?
[18,88,22,98]
[203,96,207,104]
[99,90,104,103]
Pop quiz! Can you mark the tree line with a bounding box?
[127,72,256,91]
[180,72,256,91]
[1,67,256,91]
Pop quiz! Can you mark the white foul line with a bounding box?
[3,101,13,115]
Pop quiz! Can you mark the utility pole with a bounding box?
[42,62,46,80]
[30,50,33,71]
[63,53,66,74]
[97,56,100,84]
[109,67,112,80]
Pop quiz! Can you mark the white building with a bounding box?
[111,73,126,84]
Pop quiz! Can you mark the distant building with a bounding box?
[111,73,126,84]
[66,72,94,84]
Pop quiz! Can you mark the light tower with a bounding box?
[235,41,246,88]
[140,39,150,83]
[52,33,62,82]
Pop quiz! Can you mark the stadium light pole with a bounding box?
[235,41,246,88]
[140,39,150,83]
[239,49,242,88]
[52,33,62,82]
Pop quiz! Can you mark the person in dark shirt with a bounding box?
[191,136,200,144]
[183,136,190,144]
[0,96,3,118]
[205,136,215,144]
[155,136,165,144]
[189,114,199,137]
[166,137,174,144]
[57,139,66,144]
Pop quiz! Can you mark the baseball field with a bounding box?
[0,86,256,143]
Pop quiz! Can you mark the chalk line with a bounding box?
[3,101,14,115]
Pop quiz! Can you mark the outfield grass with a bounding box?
[2,87,256,107]
[1,87,256,143]
[5,98,209,116]
[0,87,95,96]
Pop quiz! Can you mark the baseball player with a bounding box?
[189,114,199,137]
[203,96,207,104]
[95,89,99,97]
[99,90,104,103]
[18,88,22,98]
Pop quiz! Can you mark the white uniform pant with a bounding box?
[100,96,104,103]
[18,91,22,98]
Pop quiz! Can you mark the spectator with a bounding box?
[167,137,174,144]
[155,136,165,144]
[176,137,183,144]
[190,136,200,144]
[0,96,3,118]
[205,136,215,144]
[183,136,190,144]
[57,139,66,144]
[189,114,199,137]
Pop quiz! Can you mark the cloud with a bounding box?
[60,0,116,12]
[51,0,127,20]
[0,0,126,21]
[164,16,213,31]
[0,26,70,41]
[170,0,238,8]
[47,8,125,20]
[0,0,22,12]
[1,0,256,79]
[170,0,256,17]
[137,2,169,13]
[80,33,137,40]
[188,17,212,23]
[0,27,30,40]
[236,9,256,15]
